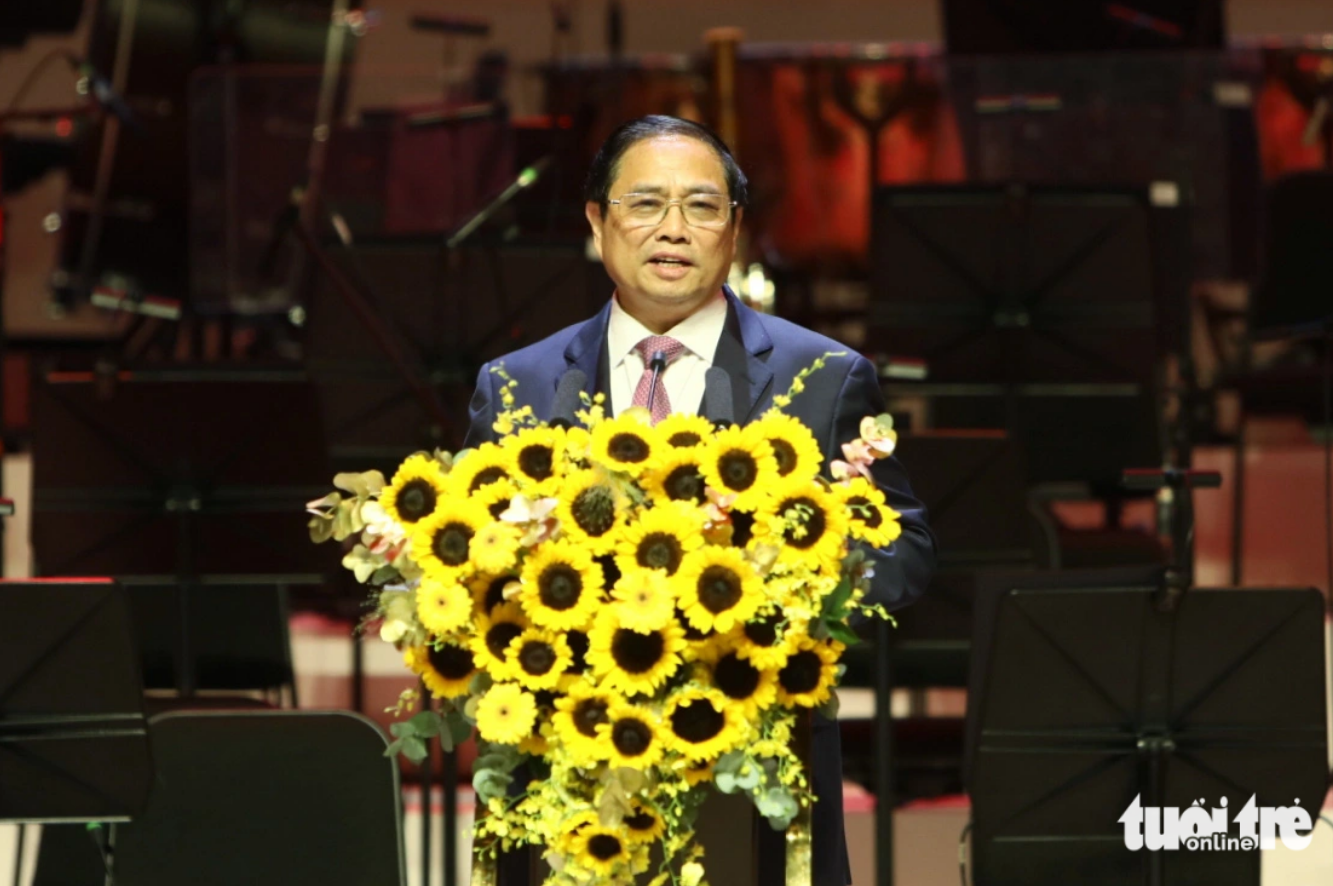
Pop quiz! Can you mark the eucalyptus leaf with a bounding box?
[816,689,841,721]
[715,771,738,794]
[714,750,745,775]
[408,711,442,737]
[826,622,860,647]
[400,736,429,765]
[734,762,762,792]
[473,769,513,804]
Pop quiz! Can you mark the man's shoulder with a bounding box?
[482,319,589,377]
[750,311,868,372]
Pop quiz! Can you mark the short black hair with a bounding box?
[583,115,749,214]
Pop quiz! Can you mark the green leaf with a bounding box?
[825,621,861,647]
[389,721,411,739]
[817,688,841,721]
[734,762,762,792]
[409,711,443,738]
[400,736,429,765]
[715,771,738,794]
[473,769,512,804]
[822,577,854,620]
[445,712,473,750]
[714,750,745,775]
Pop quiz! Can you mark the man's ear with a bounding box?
[729,207,744,250]
[585,202,605,258]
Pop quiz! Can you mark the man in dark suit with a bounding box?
[465,115,935,885]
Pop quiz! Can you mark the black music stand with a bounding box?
[964,571,1328,886]
[0,579,152,822]
[30,369,333,696]
[870,183,1180,501]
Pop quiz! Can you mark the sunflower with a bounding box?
[609,569,675,632]
[675,545,764,634]
[598,701,664,769]
[448,442,514,497]
[709,641,779,720]
[470,601,528,678]
[758,476,849,574]
[682,759,715,786]
[475,682,538,745]
[470,572,518,614]
[622,800,667,843]
[505,627,573,691]
[590,412,660,477]
[404,640,476,699]
[614,503,703,578]
[642,447,710,506]
[552,681,616,765]
[663,687,746,761]
[381,454,448,526]
[411,499,490,582]
[502,426,566,492]
[655,413,715,450]
[519,540,603,630]
[587,608,685,696]
[698,424,779,510]
[776,636,844,708]
[555,469,624,555]
[473,477,519,521]
[834,477,903,548]
[562,426,593,466]
[470,521,522,574]
[567,822,635,877]
[415,578,471,635]
[730,608,805,670]
[750,411,824,481]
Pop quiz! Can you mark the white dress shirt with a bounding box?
[606,291,729,417]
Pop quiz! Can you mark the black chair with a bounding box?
[34,710,405,886]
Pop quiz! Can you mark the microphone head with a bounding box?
[703,366,735,429]
[550,367,588,428]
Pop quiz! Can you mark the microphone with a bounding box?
[645,351,667,414]
[703,366,734,429]
[548,368,587,428]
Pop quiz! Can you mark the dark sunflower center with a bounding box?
[573,697,609,738]
[608,432,651,464]
[611,718,652,757]
[668,431,703,448]
[432,522,473,566]
[664,464,706,503]
[518,640,557,676]
[468,466,508,494]
[744,614,781,648]
[482,576,510,612]
[538,564,583,610]
[486,622,523,659]
[771,439,798,475]
[517,444,555,481]
[397,479,437,521]
[715,652,761,700]
[637,532,684,573]
[588,834,623,861]
[670,699,725,744]
[731,510,756,547]
[572,486,616,537]
[566,630,590,672]
[427,643,474,680]
[779,650,824,695]
[611,628,666,673]
[849,496,883,528]
[717,449,758,491]
[624,810,656,832]
[779,496,828,550]
[696,565,743,614]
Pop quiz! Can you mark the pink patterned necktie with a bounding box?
[631,335,686,424]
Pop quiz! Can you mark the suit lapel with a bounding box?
[561,300,613,403]
[716,286,774,424]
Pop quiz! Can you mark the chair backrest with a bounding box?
[112,710,404,886]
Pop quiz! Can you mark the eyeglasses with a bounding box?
[607,193,737,229]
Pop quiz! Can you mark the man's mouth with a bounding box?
[649,255,692,266]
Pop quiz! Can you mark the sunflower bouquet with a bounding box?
[307,354,901,886]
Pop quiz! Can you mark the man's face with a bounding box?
[585,135,742,328]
